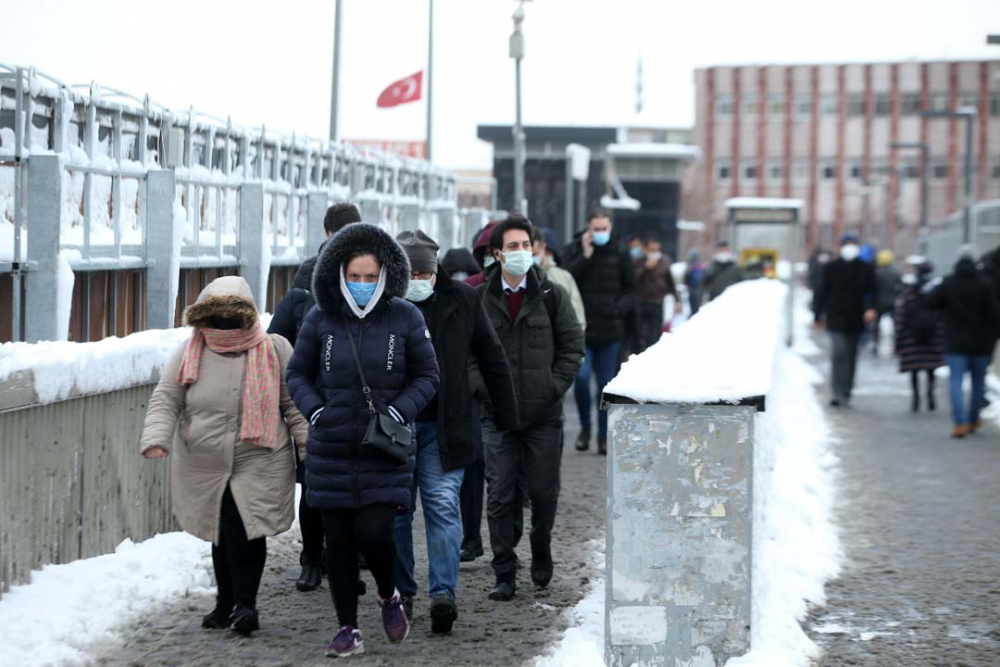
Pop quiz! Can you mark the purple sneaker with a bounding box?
[326,626,364,658]
[378,589,410,643]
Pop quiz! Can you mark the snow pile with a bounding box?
[533,541,606,667]
[0,532,212,667]
[55,249,80,341]
[606,280,787,404]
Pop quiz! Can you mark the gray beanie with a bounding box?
[396,230,440,274]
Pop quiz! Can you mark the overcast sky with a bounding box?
[3,0,999,169]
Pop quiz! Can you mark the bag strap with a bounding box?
[343,324,376,415]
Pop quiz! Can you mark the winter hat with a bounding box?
[396,230,440,274]
[441,248,480,276]
[877,250,895,267]
[957,244,978,262]
[840,233,860,246]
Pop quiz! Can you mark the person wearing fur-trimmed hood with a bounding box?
[140,275,309,637]
[286,222,439,657]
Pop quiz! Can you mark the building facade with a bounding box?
[690,60,1000,255]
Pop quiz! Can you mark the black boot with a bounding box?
[459,541,484,562]
[296,563,322,592]
[488,576,516,601]
[202,604,232,630]
[598,436,608,456]
[229,605,260,636]
[531,544,553,588]
[575,429,591,452]
[911,392,920,413]
[927,390,936,412]
[430,594,458,634]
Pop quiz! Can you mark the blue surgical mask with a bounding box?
[347,281,377,307]
[483,255,496,269]
[502,250,534,277]
[405,278,435,303]
[532,254,543,267]
[630,246,644,260]
[592,231,611,246]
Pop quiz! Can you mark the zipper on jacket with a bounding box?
[351,319,365,509]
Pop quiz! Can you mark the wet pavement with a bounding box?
[806,341,1000,666]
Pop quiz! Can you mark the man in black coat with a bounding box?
[477,215,585,601]
[562,208,637,454]
[813,233,877,407]
[392,230,518,632]
[267,202,360,593]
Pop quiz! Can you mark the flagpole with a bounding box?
[426,0,434,162]
[329,0,343,141]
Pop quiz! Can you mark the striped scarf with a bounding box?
[177,326,280,449]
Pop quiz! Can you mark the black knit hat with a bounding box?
[396,230,440,274]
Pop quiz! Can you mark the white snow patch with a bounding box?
[55,249,80,341]
[533,542,606,667]
[0,532,212,667]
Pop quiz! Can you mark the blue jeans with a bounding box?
[394,421,465,600]
[574,342,621,439]
[945,354,990,426]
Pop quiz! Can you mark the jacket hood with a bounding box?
[441,248,480,277]
[312,223,411,312]
[954,257,978,278]
[183,276,259,329]
[473,220,502,268]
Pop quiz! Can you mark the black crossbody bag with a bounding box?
[344,324,411,464]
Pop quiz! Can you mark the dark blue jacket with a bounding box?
[286,224,439,510]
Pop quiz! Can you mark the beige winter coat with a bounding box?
[139,277,309,544]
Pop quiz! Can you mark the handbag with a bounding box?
[344,324,411,465]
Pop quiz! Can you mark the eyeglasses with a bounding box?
[411,272,435,281]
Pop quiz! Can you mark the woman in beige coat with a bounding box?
[140,276,308,636]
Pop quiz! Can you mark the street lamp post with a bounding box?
[510,2,527,214]
[890,141,930,254]
[921,107,977,244]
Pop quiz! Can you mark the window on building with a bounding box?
[716,94,733,117]
[820,162,838,179]
[847,94,866,117]
[792,161,810,181]
[992,92,1000,117]
[902,162,920,179]
[933,163,948,179]
[959,91,980,111]
[743,93,758,115]
[901,92,922,115]
[874,93,891,116]
[769,93,786,115]
[849,164,863,179]
[929,93,949,113]
[769,162,785,181]
[717,161,731,179]
[821,93,838,116]
[991,163,1000,179]
[795,94,812,117]
[744,162,758,179]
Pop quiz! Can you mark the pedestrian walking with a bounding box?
[475,214,584,601]
[268,202,361,593]
[531,226,586,331]
[140,276,309,637]
[634,238,679,352]
[684,249,705,316]
[808,247,833,320]
[813,233,877,407]
[465,220,502,288]
[285,223,440,658]
[924,246,1000,438]
[563,208,637,455]
[873,250,901,356]
[701,240,744,303]
[392,230,517,633]
[894,257,944,412]
[440,247,480,283]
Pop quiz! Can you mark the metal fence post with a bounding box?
[400,203,420,234]
[145,170,180,330]
[360,197,382,229]
[307,191,329,256]
[240,182,268,312]
[436,206,457,252]
[24,155,63,343]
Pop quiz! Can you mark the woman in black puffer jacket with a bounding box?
[286,223,439,657]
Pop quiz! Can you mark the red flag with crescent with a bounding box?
[377,71,423,108]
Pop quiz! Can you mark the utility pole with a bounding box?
[329,0,343,141]
[426,0,434,162]
[890,141,930,254]
[510,1,528,214]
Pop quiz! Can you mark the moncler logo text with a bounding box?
[386,334,396,371]
[324,335,334,372]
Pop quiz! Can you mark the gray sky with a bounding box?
[3,0,999,169]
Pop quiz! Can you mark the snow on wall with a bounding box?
[605,279,787,404]
[55,249,80,341]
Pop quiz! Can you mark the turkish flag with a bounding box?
[377,71,423,108]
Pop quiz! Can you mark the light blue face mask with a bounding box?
[502,250,534,277]
[405,278,435,303]
[630,246,644,260]
[347,281,378,307]
[592,231,612,246]
[483,255,496,269]
[532,254,543,267]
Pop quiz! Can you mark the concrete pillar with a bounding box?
[240,182,269,313]
[399,203,420,234]
[307,191,329,255]
[145,170,181,330]
[360,198,382,229]
[436,206,457,253]
[605,400,756,667]
[24,155,62,343]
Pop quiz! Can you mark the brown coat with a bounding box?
[139,278,309,544]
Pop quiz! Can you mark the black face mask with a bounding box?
[209,316,242,330]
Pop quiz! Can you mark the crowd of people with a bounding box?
[811,234,1000,438]
[138,204,706,658]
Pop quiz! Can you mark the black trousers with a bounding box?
[637,301,665,353]
[483,419,561,579]
[299,483,325,566]
[212,486,267,611]
[322,505,397,627]
[830,331,861,402]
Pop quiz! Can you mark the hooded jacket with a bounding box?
[268,247,322,347]
[924,258,1000,356]
[562,232,638,346]
[285,224,439,510]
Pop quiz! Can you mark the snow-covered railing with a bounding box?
[601,280,787,666]
[0,64,458,343]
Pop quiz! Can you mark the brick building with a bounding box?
[690,59,1000,256]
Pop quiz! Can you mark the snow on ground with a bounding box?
[536,288,840,667]
[0,533,212,667]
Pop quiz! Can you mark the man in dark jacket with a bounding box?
[268,201,361,593]
[634,238,678,352]
[701,240,744,303]
[814,233,877,407]
[562,208,637,454]
[477,214,584,601]
[925,246,1000,438]
[393,230,518,633]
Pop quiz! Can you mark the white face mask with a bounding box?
[714,251,733,263]
[405,278,435,303]
[840,244,861,261]
[647,251,663,262]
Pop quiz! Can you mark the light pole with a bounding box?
[329,0,343,141]
[510,2,527,214]
[922,107,977,244]
[890,141,930,254]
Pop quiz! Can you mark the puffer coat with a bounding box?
[286,223,439,510]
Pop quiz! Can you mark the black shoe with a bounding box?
[928,392,936,412]
[229,605,260,636]
[488,579,516,601]
[575,429,591,452]
[531,557,553,588]
[829,398,841,408]
[460,543,484,563]
[401,595,414,620]
[911,393,920,413]
[201,605,232,630]
[597,437,607,456]
[430,594,458,634]
[296,564,322,592]
[357,578,367,596]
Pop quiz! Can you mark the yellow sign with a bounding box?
[740,248,778,279]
